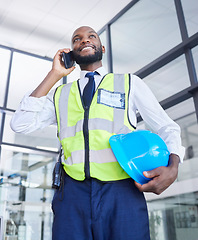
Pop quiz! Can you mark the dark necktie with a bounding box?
[83,72,98,107]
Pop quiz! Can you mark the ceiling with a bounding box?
[0,0,132,58]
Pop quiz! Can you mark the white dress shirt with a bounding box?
[10,66,185,161]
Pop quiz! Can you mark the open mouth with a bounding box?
[79,44,96,52]
[81,46,93,51]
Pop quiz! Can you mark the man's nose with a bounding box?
[81,37,90,44]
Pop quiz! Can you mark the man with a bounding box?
[11,26,184,240]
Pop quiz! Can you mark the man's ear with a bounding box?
[102,46,105,54]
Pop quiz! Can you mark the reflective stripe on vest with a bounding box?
[54,73,135,181]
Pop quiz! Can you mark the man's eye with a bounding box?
[89,35,96,38]
[73,38,80,43]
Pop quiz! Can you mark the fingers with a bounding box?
[56,48,72,55]
[143,167,163,179]
[134,180,157,193]
[52,48,75,77]
[134,166,175,195]
[54,48,71,61]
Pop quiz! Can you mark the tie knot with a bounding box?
[85,71,99,79]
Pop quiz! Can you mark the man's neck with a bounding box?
[79,61,102,72]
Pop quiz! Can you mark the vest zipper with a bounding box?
[78,76,108,179]
[77,80,91,179]
[83,106,90,179]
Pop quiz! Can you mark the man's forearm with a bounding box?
[30,70,61,98]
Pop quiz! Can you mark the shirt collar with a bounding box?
[80,66,108,79]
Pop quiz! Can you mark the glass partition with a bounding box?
[167,99,198,182]
[6,52,61,110]
[3,113,59,151]
[166,98,197,161]
[147,192,198,240]
[138,98,198,239]
[181,0,198,37]
[111,0,182,73]
[192,46,198,81]
[0,146,56,240]
[143,55,190,102]
[138,98,198,181]
[0,113,2,132]
[99,30,108,71]
[0,48,11,107]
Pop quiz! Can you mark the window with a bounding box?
[3,113,59,150]
[0,146,55,240]
[0,48,11,106]
[192,46,198,81]
[181,0,198,37]
[143,55,190,101]
[7,52,57,110]
[165,99,198,182]
[147,192,198,240]
[166,98,198,160]
[99,30,108,71]
[137,98,198,181]
[111,0,181,73]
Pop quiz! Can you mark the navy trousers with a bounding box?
[52,173,150,240]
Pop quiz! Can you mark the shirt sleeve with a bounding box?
[10,89,57,134]
[129,74,185,162]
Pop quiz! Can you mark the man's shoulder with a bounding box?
[54,80,79,94]
[57,80,77,89]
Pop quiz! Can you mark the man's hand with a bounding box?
[30,48,75,98]
[134,154,180,195]
[52,48,75,80]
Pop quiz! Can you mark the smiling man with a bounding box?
[11,26,184,240]
[72,27,105,68]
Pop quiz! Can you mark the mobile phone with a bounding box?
[62,51,75,69]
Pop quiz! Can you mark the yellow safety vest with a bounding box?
[54,73,135,181]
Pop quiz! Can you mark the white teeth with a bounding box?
[82,46,92,51]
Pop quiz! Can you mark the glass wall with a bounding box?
[7,52,57,110]
[108,0,198,239]
[0,48,11,107]
[99,30,108,71]
[0,146,55,240]
[166,99,198,179]
[111,0,181,73]
[181,0,198,37]
[143,55,190,102]
[147,192,198,240]
[0,113,2,131]
[138,98,198,240]
[192,46,198,79]
[3,114,59,151]
[0,48,58,240]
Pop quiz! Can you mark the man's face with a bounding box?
[71,26,105,65]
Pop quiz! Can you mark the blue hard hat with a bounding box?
[109,130,169,184]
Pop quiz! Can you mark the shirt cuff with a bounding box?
[168,146,185,163]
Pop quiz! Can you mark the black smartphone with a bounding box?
[62,51,75,69]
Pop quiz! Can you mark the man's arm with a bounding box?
[130,75,184,195]
[134,154,180,195]
[30,48,75,97]
[10,49,75,134]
